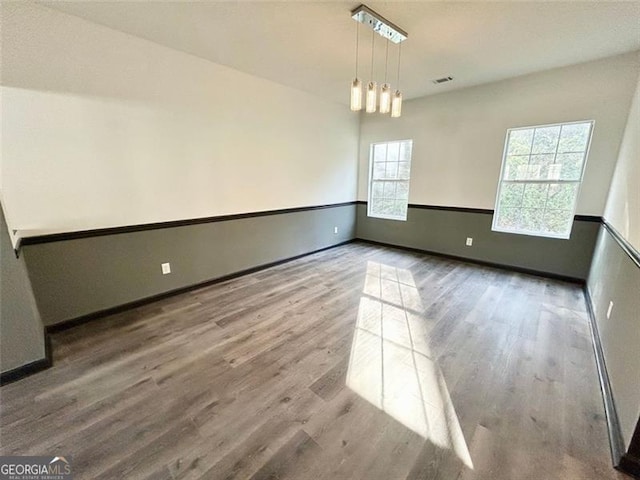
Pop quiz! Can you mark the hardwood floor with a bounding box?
[0,242,624,479]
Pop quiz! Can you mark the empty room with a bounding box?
[1,1,639,479]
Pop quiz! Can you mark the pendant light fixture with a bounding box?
[350,21,362,111]
[365,29,377,113]
[391,42,403,118]
[379,39,391,114]
[350,4,407,118]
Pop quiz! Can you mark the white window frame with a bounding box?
[367,139,413,221]
[492,120,594,239]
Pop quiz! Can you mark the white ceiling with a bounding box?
[43,1,640,105]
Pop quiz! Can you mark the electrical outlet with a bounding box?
[606,301,614,319]
[334,226,338,234]
[161,262,171,275]
[466,237,473,246]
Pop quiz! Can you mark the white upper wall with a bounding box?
[604,74,640,250]
[0,4,359,237]
[358,52,640,216]
[2,3,638,237]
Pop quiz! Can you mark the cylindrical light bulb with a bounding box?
[350,78,363,111]
[379,83,391,114]
[366,81,377,113]
[391,90,402,118]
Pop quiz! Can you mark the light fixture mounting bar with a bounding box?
[351,4,407,44]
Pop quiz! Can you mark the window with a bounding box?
[492,121,593,239]
[368,140,413,221]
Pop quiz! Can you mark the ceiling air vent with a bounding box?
[432,76,454,85]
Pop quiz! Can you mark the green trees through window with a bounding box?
[368,140,413,221]
[493,121,593,238]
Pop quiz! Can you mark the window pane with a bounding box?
[522,183,548,208]
[504,155,529,180]
[399,142,412,162]
[520,208,544,232]
[546,164,562,180]
[373,144,387,162]
[507,129,534,155]
[531,126,561,154]
[398,162,410,179]
[385,162,398,179]
[373,162,386,179]
[387,142,400,162]
[382,199,395,215]
[546,183,578,210]
[371,181,384,198]
[396,181,409,200]
[542,210,573,236]
[498,183,525,208]
[526,164,542,180]
[514,162,550,180]
[371,198,384,215]
[529,154,555,179]
[394,200,408,219]
[496,207,520,230]
[555,153,583,181]
[558,123,591,153]
[383,181,396,199]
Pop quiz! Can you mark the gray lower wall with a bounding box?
[587,225,640,451]
[1,207,45,373]
[356,204,599,280]
[12,200,640,457]
[23,204,356,326]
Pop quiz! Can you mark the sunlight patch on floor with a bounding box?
[347,261,473,469]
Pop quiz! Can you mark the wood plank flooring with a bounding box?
[0,242,624,479]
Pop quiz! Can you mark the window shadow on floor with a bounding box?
[346,260,473,469]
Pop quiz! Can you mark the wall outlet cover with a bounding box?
[466,237,473,246]
[161,262,171,275]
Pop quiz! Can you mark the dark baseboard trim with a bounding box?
[619,454,640,479]
[575,214,603,223]
[355,238,584,284]
[0,334,52,386]
[46,239,356,334]
[628,421,640,462]
[19,201,358,249]
[583,287,626,470]
[602,221,640,269]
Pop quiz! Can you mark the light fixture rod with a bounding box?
[355,20,359,77]
[396,41,402,89]
[370,28,374,79]
[384,38,389,83]
[351,4,407,44]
